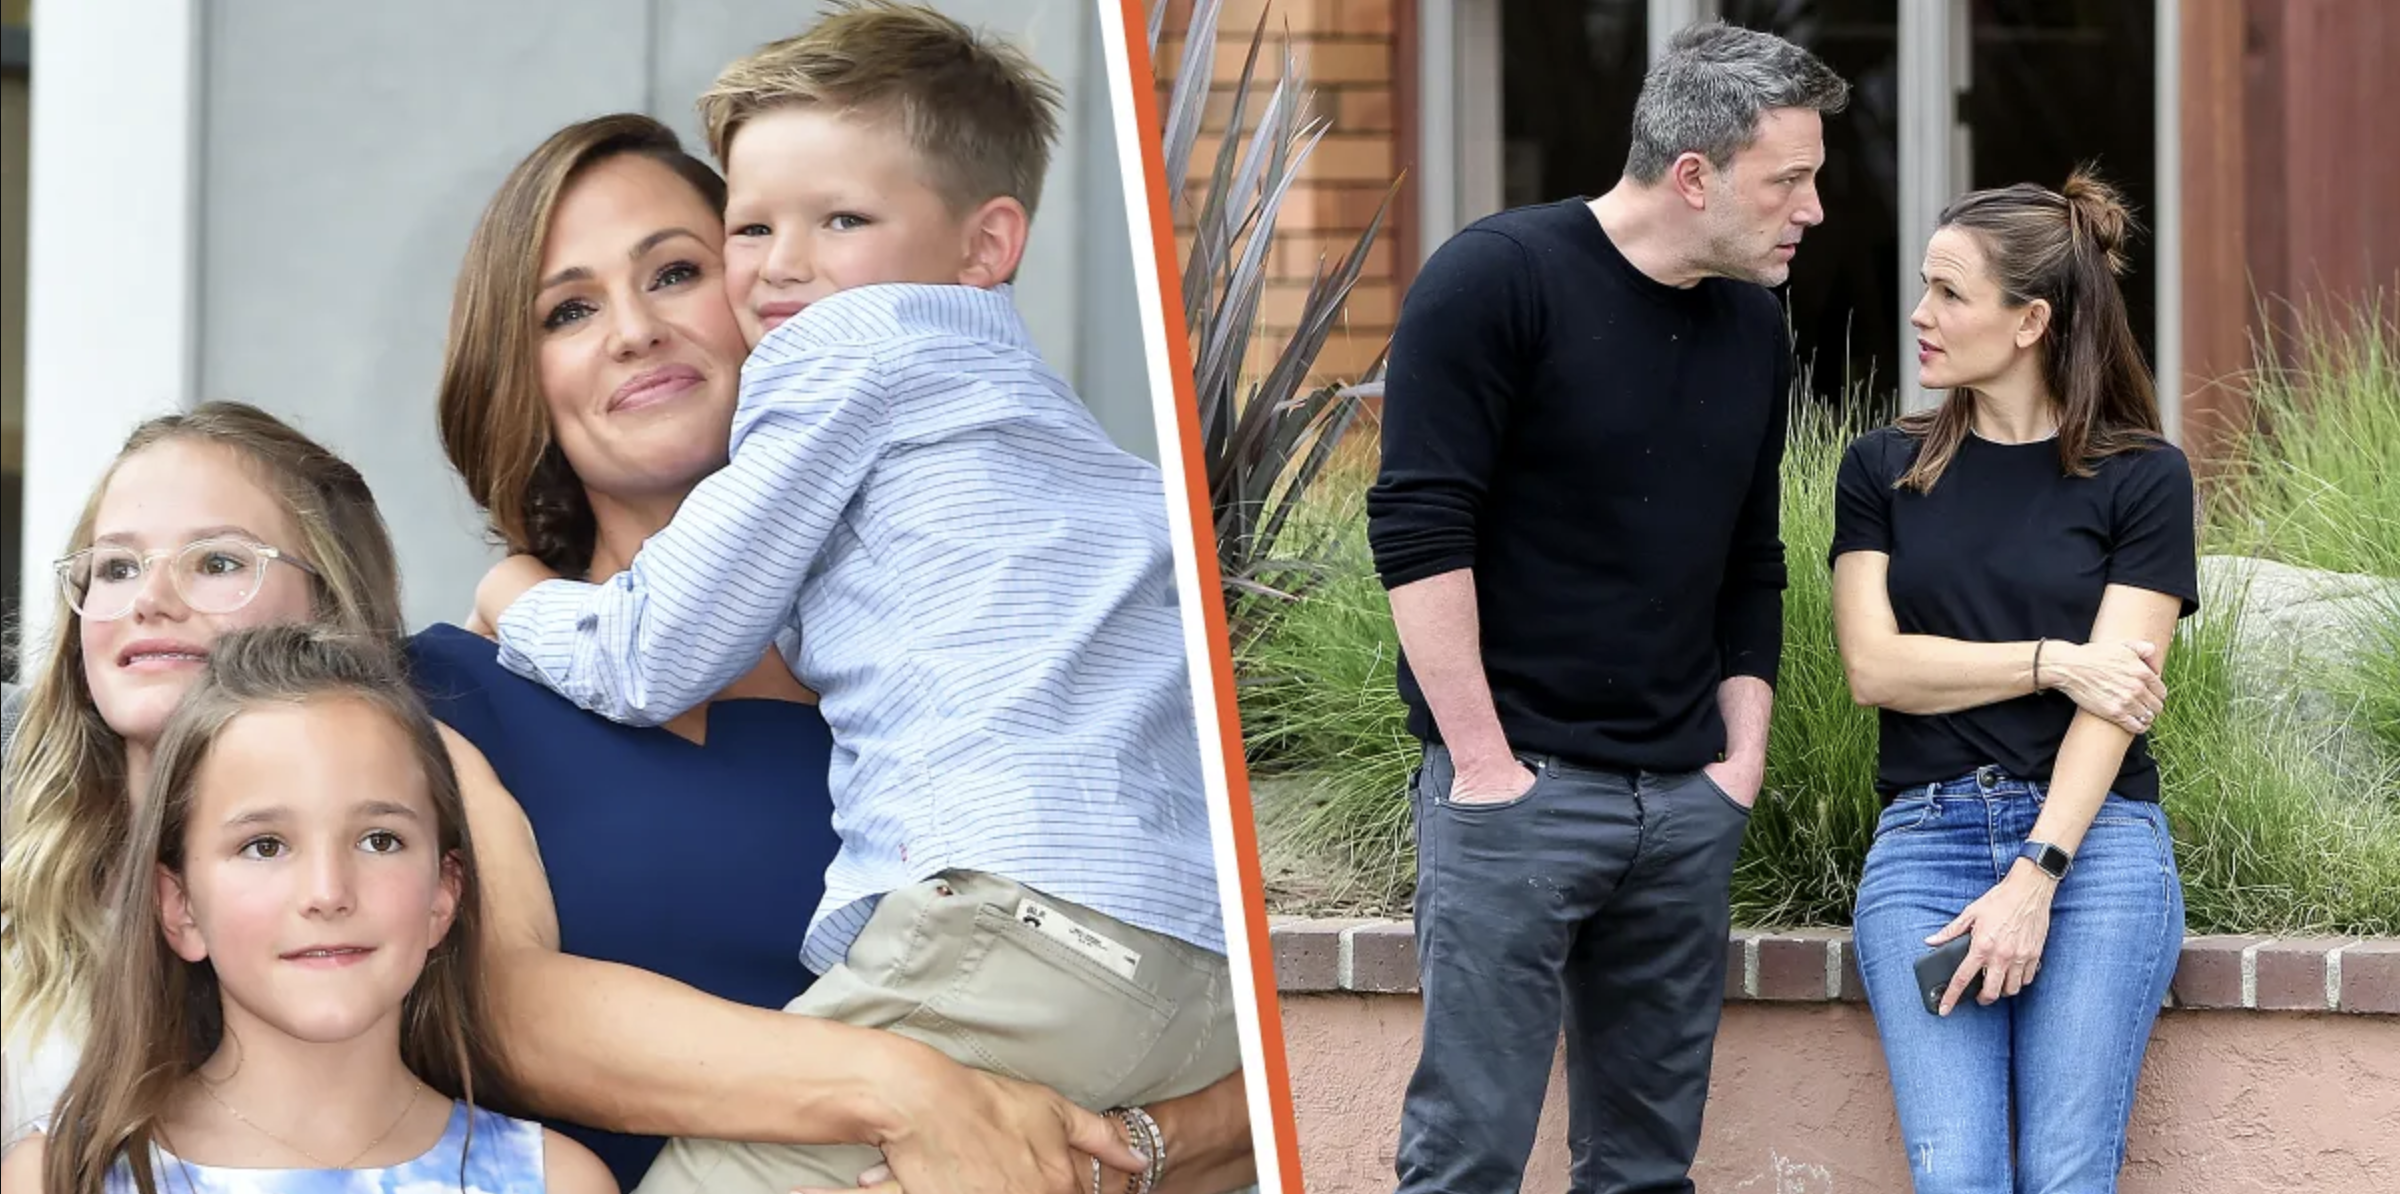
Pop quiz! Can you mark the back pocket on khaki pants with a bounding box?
[895,883,1184,1108]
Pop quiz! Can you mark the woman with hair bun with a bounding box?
[1830,171,2199,1192]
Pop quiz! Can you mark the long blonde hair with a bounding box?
[0,402,405,1052]
[42,625,511,1194]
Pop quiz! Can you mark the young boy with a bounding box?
[476,6,1238,1192]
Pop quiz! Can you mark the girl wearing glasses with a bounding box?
[2,402,405,1151]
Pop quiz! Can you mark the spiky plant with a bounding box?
[1150,0,1399,635]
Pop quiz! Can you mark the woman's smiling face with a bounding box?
[532,153,753,505]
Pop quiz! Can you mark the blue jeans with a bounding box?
[1853,766,2184,1194]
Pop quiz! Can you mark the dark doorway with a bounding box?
[1497,1,2153,414]
[1504,1,1903,412]
[1966,0,2158,368]
[1722,0,1902,412]
[1499,0,1649,211]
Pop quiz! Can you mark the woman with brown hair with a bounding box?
[410,112,1254,1194]
[2,401,410,1149]
[1831,172,2199,1191]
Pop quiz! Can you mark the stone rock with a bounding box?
[2194,555,2400,775]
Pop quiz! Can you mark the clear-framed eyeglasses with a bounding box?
[55,536,320,622]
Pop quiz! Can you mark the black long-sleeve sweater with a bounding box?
[1366,198,1790,772]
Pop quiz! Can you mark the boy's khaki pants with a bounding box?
[634,870,1242,1194]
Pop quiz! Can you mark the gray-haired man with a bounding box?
[1368,24,1848,1194]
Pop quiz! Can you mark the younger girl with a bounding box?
[0,625,613,1193]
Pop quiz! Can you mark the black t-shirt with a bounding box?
[1367,198,1790,772]
[1829,426,2200,801]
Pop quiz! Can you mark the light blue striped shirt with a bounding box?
[494,283,1223,972]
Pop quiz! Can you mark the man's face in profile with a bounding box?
[1699,107,1828,287]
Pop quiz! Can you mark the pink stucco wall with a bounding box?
[1282,994,2400,1193]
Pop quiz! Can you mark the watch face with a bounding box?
[2026,843,2068,877]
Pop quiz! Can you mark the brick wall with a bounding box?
[1272,919,2400,1014]
[1151,0,1406,388]
[1277,921,2400,1194]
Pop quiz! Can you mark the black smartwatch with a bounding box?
[2018,840,2072,881]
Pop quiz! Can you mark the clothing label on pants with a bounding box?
[1017,898,1141,980]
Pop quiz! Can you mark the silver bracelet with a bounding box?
[1108,1106,1168,1194]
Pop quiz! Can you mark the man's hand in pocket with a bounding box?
[1449,756,1538,806]
[1703,759,1762,810]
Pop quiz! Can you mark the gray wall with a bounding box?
[195,0,1149,635]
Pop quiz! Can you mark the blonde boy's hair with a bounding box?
[700,1,1064,217]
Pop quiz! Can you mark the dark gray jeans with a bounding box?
[1395,743,1751,1194]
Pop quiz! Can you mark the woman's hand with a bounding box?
[1926,860,2059,1015]
[2042,639,2166,734]
[796,1165,902,1194]
[814,1069,1256,1194]
[874,1059,1146,1194]
[1083,1071,1257,1194]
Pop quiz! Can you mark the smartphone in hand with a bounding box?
[1914,935,1985,1015]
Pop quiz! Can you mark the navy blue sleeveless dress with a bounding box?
[406,623,840,1190]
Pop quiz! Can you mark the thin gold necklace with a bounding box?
[200,1077,423,1169]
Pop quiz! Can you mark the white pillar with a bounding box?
[2154,0,2183,443]
[1897,0,1970,413]
[17,0,200,674]
[1648,0,1721,64]
[1454,0,1504,225]
[1416,0,1459,262]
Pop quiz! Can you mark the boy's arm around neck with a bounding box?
[489,348,895,725]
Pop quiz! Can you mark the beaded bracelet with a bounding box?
[1101,1105,1168,1194]
[1120,1106,1166,1194]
